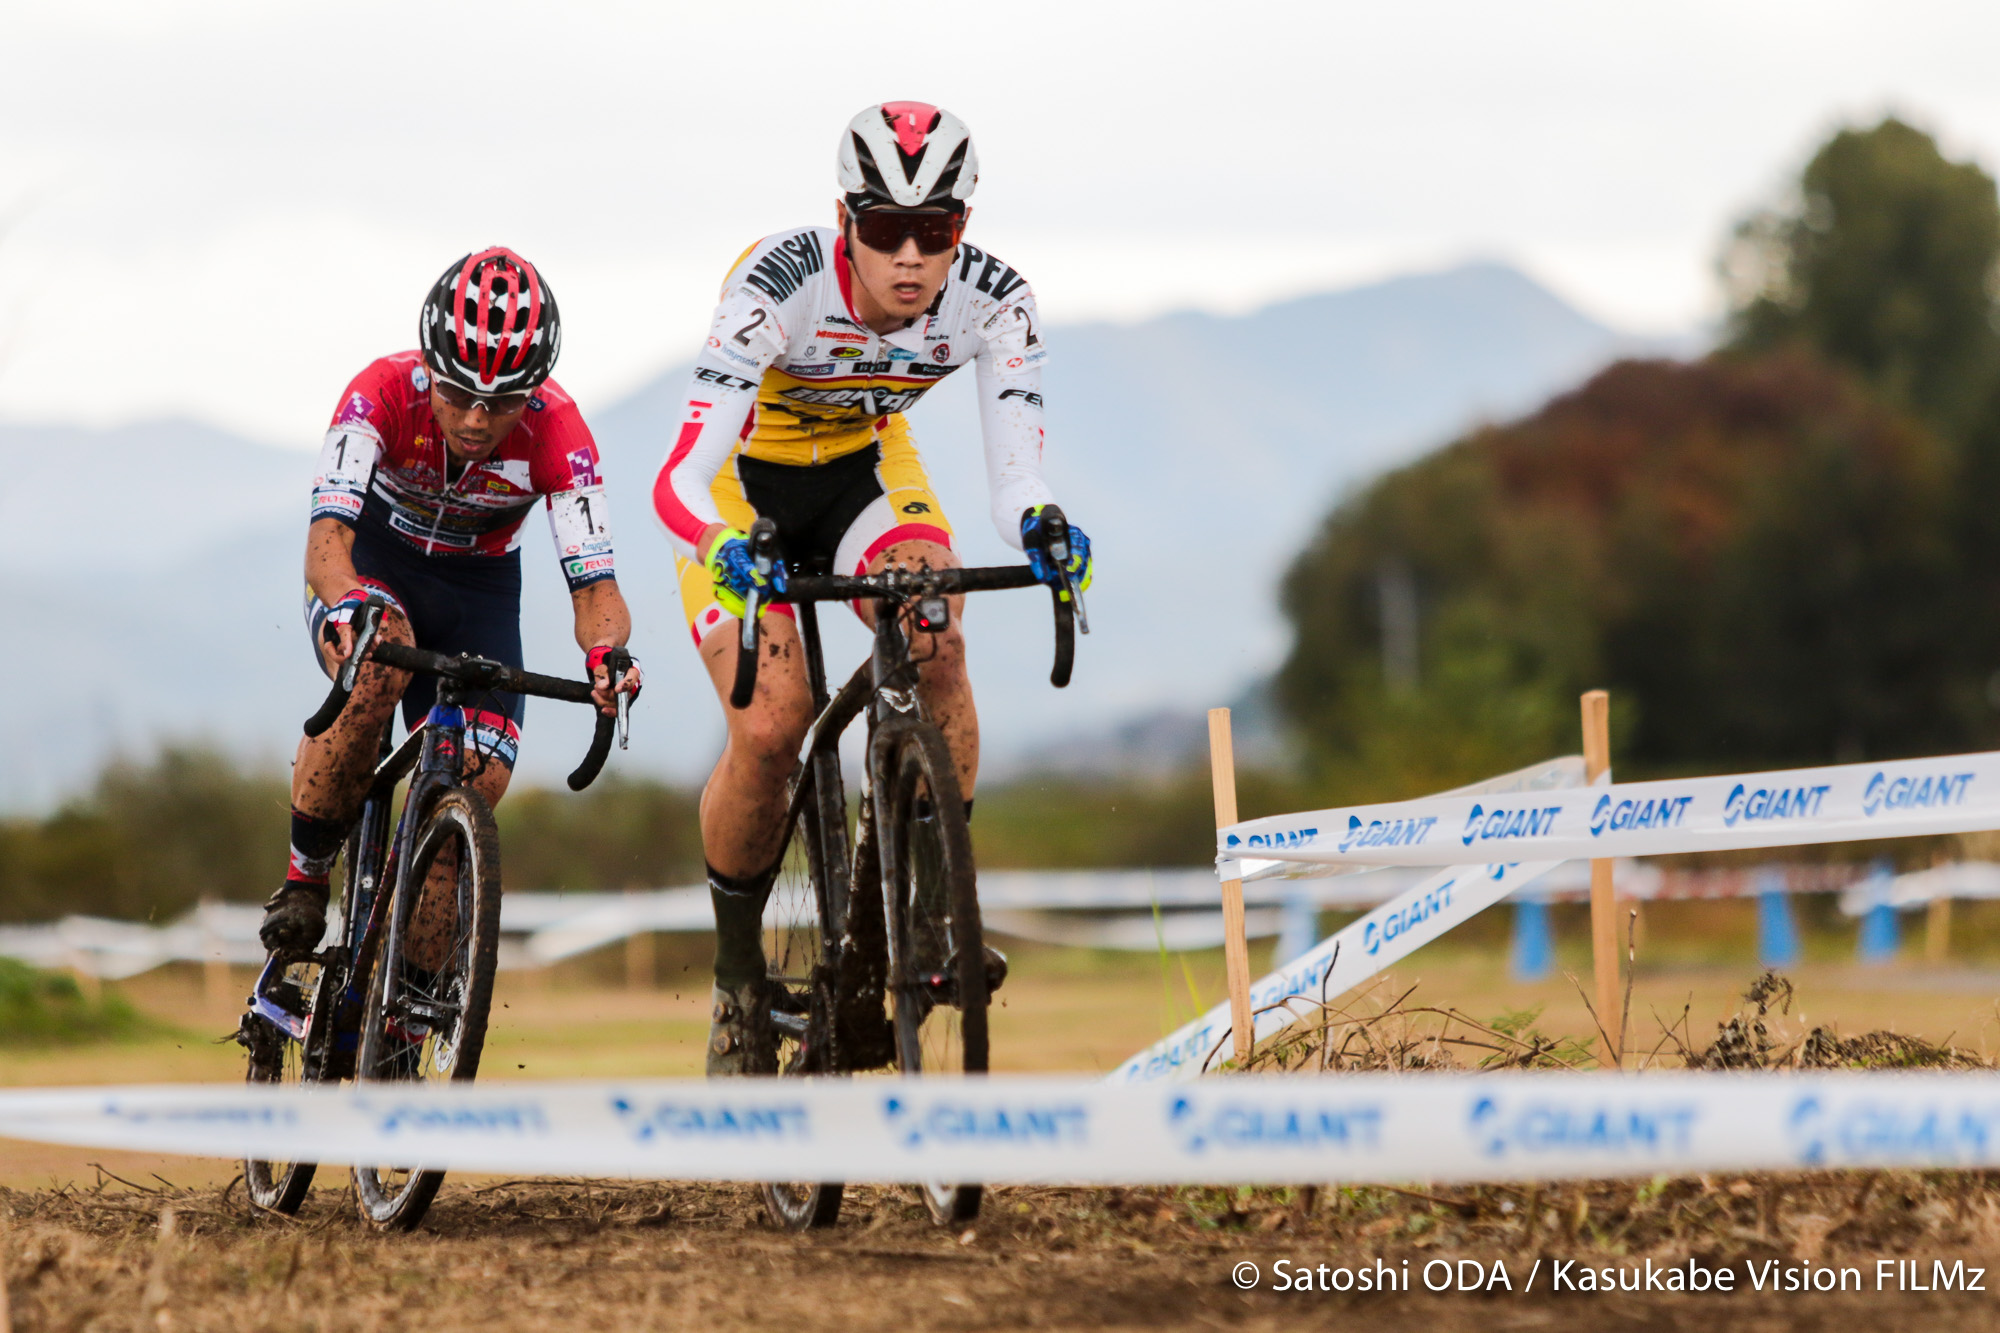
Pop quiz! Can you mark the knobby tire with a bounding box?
[352,787,502,1232]
[881,717,986,1227]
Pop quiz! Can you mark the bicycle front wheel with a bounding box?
[352,786,502,1232]
[880,717,986,1227]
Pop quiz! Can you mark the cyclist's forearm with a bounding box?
[973,353,1056,551]
[304,518,364,606]
[570,579,632,652]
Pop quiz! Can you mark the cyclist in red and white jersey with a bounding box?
[652,103,1094,1073]
[260,249,642,956]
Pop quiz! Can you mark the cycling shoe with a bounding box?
[706,979,776,1077]
[259,883,329,954]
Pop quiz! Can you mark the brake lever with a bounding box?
[609,646,633,751]
[1046,530,1090,636]
[341,597,387,691]
[1061,568,1090,635]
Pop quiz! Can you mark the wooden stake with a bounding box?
[625,890,654,992]
[201,897,230,1014]
[1581,690,1622,1068]
[1926,895,1953,965]
[1208,708,1255,1069]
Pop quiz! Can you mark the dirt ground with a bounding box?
[7,935,2000,1328]
[8,1174,2000,1331]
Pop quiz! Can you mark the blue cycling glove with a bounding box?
[1020,505,1093,594]
[704,528,786,619]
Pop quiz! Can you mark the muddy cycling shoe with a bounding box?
[258,883,330,954]
[706,979,776,1077]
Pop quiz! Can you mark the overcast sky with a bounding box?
[3,0,1997,445]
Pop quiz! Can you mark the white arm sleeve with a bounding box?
[310,421,382,526]
[974,291,1057,550]
[651,285,786,557]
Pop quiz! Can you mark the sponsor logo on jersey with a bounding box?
[785,361,837,376]
[954,244,1028,301]
[334,392,376,427]
[932,343,951,363]
[566,448,599,487]
[830,346,864,359]
[887,347,916,361]
[780,386,926,412]
[693,366,758,392]
[410,366,431,392]
[815,329,867,343]
[743,232,826,303]
[998,389,1044,407]
[902,500,932,514]
[528,396,545,412]
[1005,357,1025,369]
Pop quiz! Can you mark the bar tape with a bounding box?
[1220,748,2000,874]
[1111,860,1563,1083]
[2,1072,1998,1185]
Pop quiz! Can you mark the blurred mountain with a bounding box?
[0,262,1687,809]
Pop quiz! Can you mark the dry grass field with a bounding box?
[5,921,2000,1329]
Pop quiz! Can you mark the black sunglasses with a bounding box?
[849,208,966,256]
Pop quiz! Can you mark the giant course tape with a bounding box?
[1111,860,1563,1083]
[1221,748,2000,874]
[2,1073,1999,1185]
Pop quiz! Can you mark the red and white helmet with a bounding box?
[419,247,561,396]
[837,102,978,212]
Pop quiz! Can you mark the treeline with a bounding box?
[1277,117,2000,795]
[0,747,705,923]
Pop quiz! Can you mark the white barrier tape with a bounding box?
[1110,860,1563,1083]
[1221,749,2000,873]
[3,1072,1999,1185]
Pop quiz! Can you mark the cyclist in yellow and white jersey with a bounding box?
[651,102,1093,1073]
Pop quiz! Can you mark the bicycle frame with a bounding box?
[246,684,491,1062]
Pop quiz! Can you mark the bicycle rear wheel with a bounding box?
[760,774,844,1231]
[352,787,502,1232]
[880,717,986,1227]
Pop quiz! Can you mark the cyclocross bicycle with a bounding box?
[237,596,632,1231]
[727,508,1086,1232]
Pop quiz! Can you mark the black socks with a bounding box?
[709,861,780,989]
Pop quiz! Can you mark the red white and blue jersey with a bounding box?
[310,351,616,591]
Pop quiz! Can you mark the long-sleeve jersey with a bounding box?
[310,351,617,592]
[650,226,1056,558]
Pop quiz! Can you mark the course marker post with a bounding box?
[1581,690,1622,1066]
[1207,708,1255,1069]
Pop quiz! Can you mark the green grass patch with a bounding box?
[0,960,160,1045]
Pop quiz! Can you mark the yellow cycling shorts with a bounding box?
[676,415,954,645]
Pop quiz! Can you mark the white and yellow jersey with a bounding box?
[651,225,1055,557]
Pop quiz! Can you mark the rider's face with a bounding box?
[838,202,956,324]
[429,387,528,464]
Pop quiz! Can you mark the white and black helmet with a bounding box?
[837,102,978,212]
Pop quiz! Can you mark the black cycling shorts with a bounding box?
[303,522,526,763]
